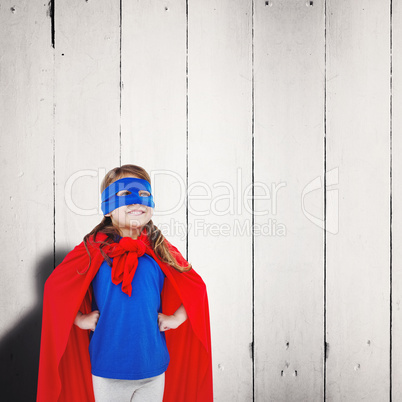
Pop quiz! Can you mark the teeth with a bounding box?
[128,210,144,215]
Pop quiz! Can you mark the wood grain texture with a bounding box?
[121,0,187,251]
[326,0,390,400]
[254,0,325,400]
[1,1,400,400]
[54,0,120,249]
[188,0,253,400]
[392,0,402,400]
[0,1,53,337]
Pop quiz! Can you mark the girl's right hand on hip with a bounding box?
[74,310,100,331]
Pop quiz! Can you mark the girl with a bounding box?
[37,165,213,402]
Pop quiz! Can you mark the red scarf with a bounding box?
[101,232,149,297]
[37,229,213,401]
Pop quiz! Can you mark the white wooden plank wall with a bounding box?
[188,1,253,400]
[0,2,54,398]
[54,0,120,250]
[121,1,187,251]
[0,1,400,401]
[393,0,402,400]
[326,1,390,400]
[254,1,324,400]
[0,0,53,336]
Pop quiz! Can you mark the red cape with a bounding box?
[37,231,213,401]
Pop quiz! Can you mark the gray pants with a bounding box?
[92,372,165,402]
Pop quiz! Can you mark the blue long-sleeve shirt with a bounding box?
[88,250,170,380]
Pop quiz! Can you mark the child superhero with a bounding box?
[37,169,213,401]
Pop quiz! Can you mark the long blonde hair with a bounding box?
[83,164,192,273]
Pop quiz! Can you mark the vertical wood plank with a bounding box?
[0,2,53,398]
[254,1,325,400]
[55,0,120,249]
[0,1,53,336]
[188,1,253,400]
[326,0,390,399]
[392,0,402,399]
[121,1,187,250]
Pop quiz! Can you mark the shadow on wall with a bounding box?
[0,248,70,401]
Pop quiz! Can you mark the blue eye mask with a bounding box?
[101,177,155,215]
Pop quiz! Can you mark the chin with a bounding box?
[128,219,149,228]
[128,221,142,227]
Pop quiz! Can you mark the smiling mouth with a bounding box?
[127,210,145,216]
